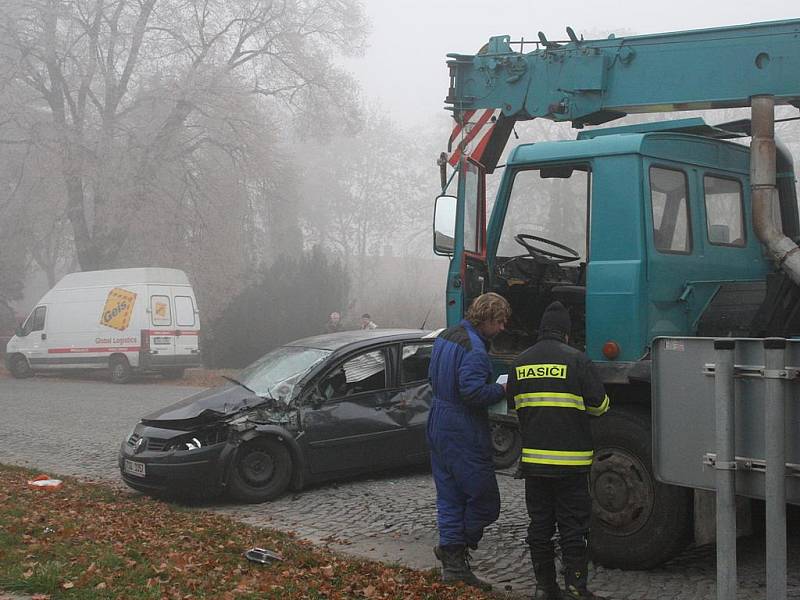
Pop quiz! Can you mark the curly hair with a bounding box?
[465,292,511,327]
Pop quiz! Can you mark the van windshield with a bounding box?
[238,346,331,401]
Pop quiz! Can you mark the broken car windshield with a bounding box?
[237,346,331,400]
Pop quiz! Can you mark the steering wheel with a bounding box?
[514,233,580,264]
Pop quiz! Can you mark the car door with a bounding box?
[397,341,434,463]
[301,346,406,475]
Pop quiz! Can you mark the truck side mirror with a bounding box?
[15,326,23,337]
[433,194,457,256]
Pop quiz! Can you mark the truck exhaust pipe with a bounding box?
[751,95,800,286]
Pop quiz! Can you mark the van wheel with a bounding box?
[161,368,185,380]
[228,438,292,503]
[8,354,33,379]
[109,356,133,384]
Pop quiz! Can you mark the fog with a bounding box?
[0,0,797,365]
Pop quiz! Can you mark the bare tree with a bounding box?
[0,0,367,270]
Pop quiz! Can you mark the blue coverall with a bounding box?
[427,319,505,548]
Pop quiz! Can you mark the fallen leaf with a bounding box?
[61,581,74,589]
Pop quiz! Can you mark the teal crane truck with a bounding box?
[433,19,800,569]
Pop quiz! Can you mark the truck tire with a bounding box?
[589,406,691,569]
[109,356,133,384]
[228,438,292,503]
[491,421,522,469]
[8,354,33,379]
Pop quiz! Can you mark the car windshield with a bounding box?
[238,346,331,401]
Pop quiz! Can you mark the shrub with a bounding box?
[204,246,349,368]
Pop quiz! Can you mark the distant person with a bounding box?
[325,311,342,333]
[360,313,377,330]
[427,292,511,589]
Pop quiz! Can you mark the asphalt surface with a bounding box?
[1,375,799,599]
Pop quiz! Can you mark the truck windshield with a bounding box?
[496,166,590,259]
[238,346,331,401]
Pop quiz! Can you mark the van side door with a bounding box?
[172,292,199,359]
[147,288,177,362]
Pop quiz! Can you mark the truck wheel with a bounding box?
[228,438,292,503]
[8,354,33,379]
[491,421,521,469]
[590,406,691,569]
[109,356,133,384]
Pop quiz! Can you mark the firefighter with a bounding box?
[506,301,609,600]
[427,292,511,589]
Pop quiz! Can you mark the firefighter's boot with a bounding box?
[434,544,492,591]
[532,559,563,599]
[564,559,599,599]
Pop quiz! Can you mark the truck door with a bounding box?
[436,157,488,325]
[646,165,695,337]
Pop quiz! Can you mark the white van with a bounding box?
[5,268,201,383]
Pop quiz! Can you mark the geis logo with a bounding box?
[100,288,137,331]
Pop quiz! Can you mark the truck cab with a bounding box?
[442,119,798,367]
[434,117,800,568]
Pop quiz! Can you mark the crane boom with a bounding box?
[446,19,800,171]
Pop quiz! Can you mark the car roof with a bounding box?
[285,328,434,351]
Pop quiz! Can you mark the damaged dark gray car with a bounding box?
[119,329,436,502]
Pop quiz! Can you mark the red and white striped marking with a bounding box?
[448,108,501,167]
[48,346,141,354]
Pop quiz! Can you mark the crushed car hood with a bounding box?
[141,384,264,425]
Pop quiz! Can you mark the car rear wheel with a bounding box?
[109,356,133,384]
[8,354,33,379]
[229,438,292,503]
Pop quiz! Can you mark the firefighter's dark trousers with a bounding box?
[525,473,591,565]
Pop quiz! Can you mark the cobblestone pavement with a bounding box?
[1,376,799,599]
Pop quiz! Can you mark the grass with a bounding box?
[0,464,499,599]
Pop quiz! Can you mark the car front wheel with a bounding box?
[228,438,292,503]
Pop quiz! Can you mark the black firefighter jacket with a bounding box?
[506,334,610,477]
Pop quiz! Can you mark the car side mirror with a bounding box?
[433,194,457,256]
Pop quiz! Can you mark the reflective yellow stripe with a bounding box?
[587,394,610,416]
[521,448,594,466]
[514,392,585,411]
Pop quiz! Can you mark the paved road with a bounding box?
[1,376,799,599]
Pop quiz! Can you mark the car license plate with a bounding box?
[124,459,146,477]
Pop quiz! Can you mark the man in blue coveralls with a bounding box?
[427,292,511,589]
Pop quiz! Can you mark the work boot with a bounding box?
[532,560,563,599]
[434,544,492,591]
[564,559,599,599]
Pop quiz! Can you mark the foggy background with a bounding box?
[0,0,797,366]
